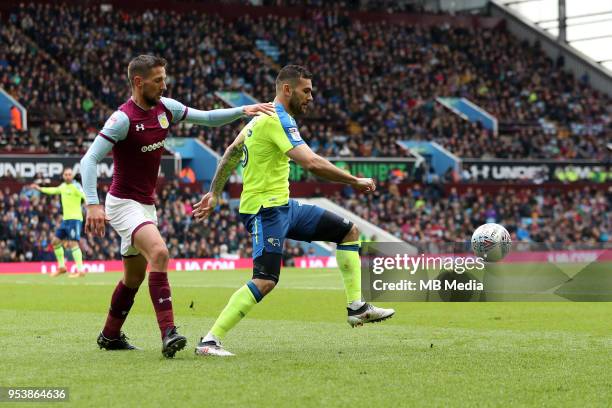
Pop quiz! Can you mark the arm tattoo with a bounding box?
[209,140,245,195]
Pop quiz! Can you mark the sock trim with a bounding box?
[347,303,369,315]
[337,244,360,252]
[246,281,263,303]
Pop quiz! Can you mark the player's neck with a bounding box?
[131,95,155,111]
[273,97,293,116]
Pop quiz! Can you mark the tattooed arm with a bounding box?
[192,131,246,221]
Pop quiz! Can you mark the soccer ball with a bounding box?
[471,223,512,262]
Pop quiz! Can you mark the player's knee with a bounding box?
[342,224,360,243]
[251,278,276,297]
[252,251,281,296]
[149,244,169,268]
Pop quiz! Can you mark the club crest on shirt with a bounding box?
[157,112,169,129]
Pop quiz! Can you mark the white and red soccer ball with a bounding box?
[471,223,512,262]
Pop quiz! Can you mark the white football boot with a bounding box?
[194,337,235,357]
[347,303,395,327]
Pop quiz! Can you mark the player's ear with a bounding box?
[283,83,292,96]
[133,75,143,89]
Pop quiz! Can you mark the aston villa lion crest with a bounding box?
[158,112,169,129]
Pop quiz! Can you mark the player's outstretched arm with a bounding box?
[161,97,275,127]
[287,144,376,192]
[30,184,60,194]
[183,103,275,126]
[192,131,247,222]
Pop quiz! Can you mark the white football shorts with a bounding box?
[105,193,158,256]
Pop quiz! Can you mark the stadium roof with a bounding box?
[500,0,612,73]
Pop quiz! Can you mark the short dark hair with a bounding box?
[127,55,167,87]
[275,65,312,91]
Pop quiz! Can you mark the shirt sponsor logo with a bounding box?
[135,124,145,132]
[288,127,302,141]
[141,140,166,152]
[158,112,169,129]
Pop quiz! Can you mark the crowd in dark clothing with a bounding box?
[0,182,253,262]
[0,3,608,159]
[0,180,608,262]
[340,183,610,246]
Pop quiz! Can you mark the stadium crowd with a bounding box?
[0,23,109,152]
[0,181,254,262]
[1,2,609,159]
[0,181,608,262]
[341,183,610,247]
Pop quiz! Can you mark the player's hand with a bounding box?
[192,192,219,222]
[85,204,106,237]
[29,183,40,191]
[243,102,275,117]
[352,178,376,193]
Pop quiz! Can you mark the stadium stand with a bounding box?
[0,181,253,262]
[1,2,609,159]
[341,184,610,246]
[0,2,609,262]
[0,22,110,152]
[0,182,608,262]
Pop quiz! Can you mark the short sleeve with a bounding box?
[98,111,129,144]
[160,97,188,124]
[272,111,305,153]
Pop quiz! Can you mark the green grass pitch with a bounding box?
[1,268,612,407]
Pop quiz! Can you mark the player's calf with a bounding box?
[148,272,175,337]
[196,251,280,356]
[101,280,139,339]
[336,224,397,327]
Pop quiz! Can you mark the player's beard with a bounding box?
[288,94,307,117]
[143,92,160,107]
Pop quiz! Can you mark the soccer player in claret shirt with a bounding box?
[192,65,395,356]
[80,55,275,358]
[30,168,86,277]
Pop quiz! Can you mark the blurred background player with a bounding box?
[80,55,275,358]
[193,65,395,356]
[30,168,86,278]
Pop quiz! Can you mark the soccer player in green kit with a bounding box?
[192,65,395,356]
[31,167,86,277]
